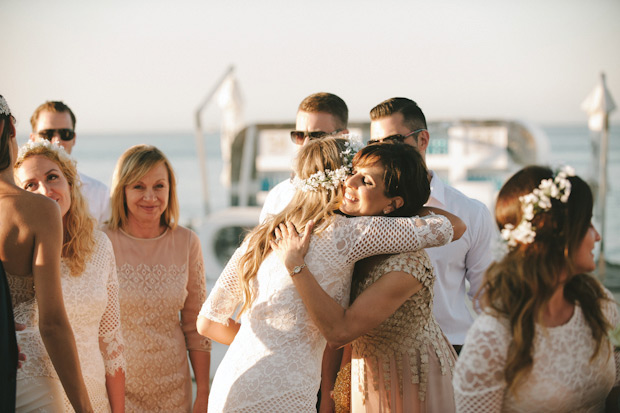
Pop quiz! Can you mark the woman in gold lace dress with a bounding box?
[273,142,459,413]
[104,145,211,412]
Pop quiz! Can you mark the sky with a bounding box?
[2,0,619,135]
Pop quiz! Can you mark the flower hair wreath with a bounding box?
[501,165,575,248]
[18,138,75,166]
[292,134,364,192]
[0,95,11,117]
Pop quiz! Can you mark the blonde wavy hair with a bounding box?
[108,144,179,231]
[14,142,95,276]
[478,166,612,394]
[238,137,349,314]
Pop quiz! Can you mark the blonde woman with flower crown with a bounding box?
[1,96,94,412]
[197,136,464,412]
[14,139,126,413]
[453,165,619,411]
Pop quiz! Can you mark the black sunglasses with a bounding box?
[37,128,76,141]
[290,130,341,144]
[369,128,426,144]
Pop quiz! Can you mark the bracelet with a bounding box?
[289,263,307,277]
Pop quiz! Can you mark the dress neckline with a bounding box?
[119,227,169,241]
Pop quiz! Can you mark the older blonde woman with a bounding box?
[105,144,210,412]
[1,95,93,412]
[15,139,125,412]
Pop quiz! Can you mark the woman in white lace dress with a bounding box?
[1,96,93,412]
[198,137,461,412]
[453,166,619,412]
[15,139,126,412]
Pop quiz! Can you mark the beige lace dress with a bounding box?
[350,250,457,413]
[104,226,211,412]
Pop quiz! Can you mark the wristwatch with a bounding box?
[290,263,307,277]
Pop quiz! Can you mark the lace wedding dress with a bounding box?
[453,288,619,412]
[104,226,211,412]
[200,214,453,412]
[9,230,125,412]
[350,250,457,413]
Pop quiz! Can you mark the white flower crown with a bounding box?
[292,134,364,192]
[501,165,576,248]
[0,96,11,117]
[18,138,75,166]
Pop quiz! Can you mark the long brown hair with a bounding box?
[479,166,612,393]
[238,137,349,314]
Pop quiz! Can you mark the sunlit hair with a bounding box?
[369,97,427,133]
[0,95,15,171]
[238,137,348,314]
[479,165,612,394]
[108,144,179,231]
[30,101,77,131]
[298,92,348,131]
[354,141,429,217]
[14,142,95,276]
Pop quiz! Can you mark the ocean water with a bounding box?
[16,124,620,263]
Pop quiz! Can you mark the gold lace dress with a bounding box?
[350,250,457,413]
[104,226,211,412]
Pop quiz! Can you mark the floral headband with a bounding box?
[17,138,75,167]
[501,165,575,248]
[0,95,11,117]
[292,134,364,192]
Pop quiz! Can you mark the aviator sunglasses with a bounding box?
[37,128,76,141]
[290,129,341,144]
[369,128,426,144]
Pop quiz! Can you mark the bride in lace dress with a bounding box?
[198,137,461,412]
[14,139,126,412]
[0,96,93,412]
[453,166,619,411]
[273,142,461,413]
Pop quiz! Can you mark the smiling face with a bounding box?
[339,162,399,217]
[124,162,170,226]
[16,155,71,217]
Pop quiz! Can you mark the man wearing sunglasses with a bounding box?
[369,97,495,355]
[259,92,349,223]
[29,101,110,224]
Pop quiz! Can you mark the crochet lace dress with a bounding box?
[349,250,457,413]
[200,214,453,412]
[453,288,619,412]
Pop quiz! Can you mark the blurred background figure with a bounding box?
[30,101,110,224]
[105,144,210,412]
[15,139,125,412]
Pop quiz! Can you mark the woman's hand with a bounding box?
[270,220,314,272]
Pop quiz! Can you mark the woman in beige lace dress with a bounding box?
[0,95,93,412]
[105,145,211,412]
[273,142,460,413]
[15,139,126,412]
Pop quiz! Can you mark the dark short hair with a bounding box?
[353,141,429,217]
[30,101,77,131]
[370,97,427,132]
[298,92,348,130]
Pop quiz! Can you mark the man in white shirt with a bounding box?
[30,101,110,224]
[369,97,495,354]
[259,92,349,223]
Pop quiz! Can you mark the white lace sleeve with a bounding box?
[453,313,509,412]
[199,243,247,326]
[98,235,126,376]
[343,213,453,264]
[601,287,620,385]
[182,231,211,352]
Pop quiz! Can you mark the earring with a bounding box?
[383,208,390,215]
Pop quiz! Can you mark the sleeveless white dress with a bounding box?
[200,214,453,412]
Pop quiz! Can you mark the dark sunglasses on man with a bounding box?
[289,129,341,145]
[37,128,76,141]
[369,128,426,144]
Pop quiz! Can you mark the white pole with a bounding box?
[597,99,609,279]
